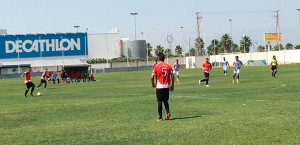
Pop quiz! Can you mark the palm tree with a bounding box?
[207,39,220,55]
[240,36,252,53]
[273,44,284,51]
[165,48,173,57]
[257,45,266,52]
[175,45,183,56]
[146,43,153,57]
[232,43,241,52]
[195,37,204,56]
[154,45,164,56]
[285,43,293,50]
[189,48,196,56]
[295,45,300,49]
[220,34,231,53]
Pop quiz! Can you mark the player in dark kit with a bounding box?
[21,67,35,97]
[37,68,48,89]
[151,53,175,122]
[199,58,212,87]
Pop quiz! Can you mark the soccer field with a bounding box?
[1,64,300,144]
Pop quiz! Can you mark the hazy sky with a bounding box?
[1,0,300,53]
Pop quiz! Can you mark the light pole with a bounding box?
[229,19,233,53]
[130,13,138,40]
[74,26,80,32]
[180,26,185,64]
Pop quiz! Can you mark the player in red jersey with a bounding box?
[151,53,175,122]
[21,67,35,97]
[37,68,48,89]
[199,58,212,87]
[153,60,158,69]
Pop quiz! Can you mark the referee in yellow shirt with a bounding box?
[271,55,278,77]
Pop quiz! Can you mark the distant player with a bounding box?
[199,58,212,87]
[37,68,48,89]
[271,55,278,77]
[21,67,35,97]
[232,56,243,84]
[173,59,180,83]
[153,60,158,69]
[151,53,174,122]
[221,57,230,76]
[51,71,60,84]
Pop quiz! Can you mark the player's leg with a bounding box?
[44,80,47,89]
[176,72,179,82]
[37,79,43,89]
[274,67,277,77]
[233,69,236,83]
[236,69,240,83]
[271,66,274,77]
[205,73,209,87]
[25,83,30,97]
[156,89,163,121]
[162,89,171,120]
[30,82,35,96]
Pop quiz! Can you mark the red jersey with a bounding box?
[152,62,173,89]
[70,72,75,77]
[41,71,47,79]
[24,71,31,83]
[153,62,157,68]
[76,72,81,77]
[202,62,212,73]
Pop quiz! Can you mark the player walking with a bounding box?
[232,56,243,84]
[151,53,174,122]
[21,67,35,97]
[37,68,48,89]
[271,55,278,77]
[199,58,212,87]
[174,59,180,83]
[221,57,230,76]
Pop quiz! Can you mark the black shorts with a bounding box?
[156,88,169,102]
[271,66,277,71]
[204,72,209,78]
[26,82,35,89]
[40,79,47,84]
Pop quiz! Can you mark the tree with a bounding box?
[195,37,205,56]
[175,45,183,56]
[189,48,196,56]
[154,45,164,56]
[207,39,221,55]
[146,43,153,57]
[285,43,293,50]
[165,48,173,57]
[257,45,266,52]
[240,36,252,53]
[295,45,300,49]
[220,34,232,53]
[232,43,241,52]
[273,44,284,51]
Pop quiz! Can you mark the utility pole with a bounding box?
[272,10,281,51]
[297,9,300,50]
[195,12,202,56]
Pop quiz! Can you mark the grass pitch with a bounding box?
[1,64,300,144]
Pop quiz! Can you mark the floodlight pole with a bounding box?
[229,19,233,53]
[74,26,80,32]
[180,26,185,64]
[297,9,300,50]
[130,13,138,40]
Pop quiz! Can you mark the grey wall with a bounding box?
[122,40,146,58]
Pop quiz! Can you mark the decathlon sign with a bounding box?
[0,33,87,59]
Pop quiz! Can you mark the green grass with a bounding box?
[1,64,300,144]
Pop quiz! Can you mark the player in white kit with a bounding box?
[173,59,180,83]
[221,57,230,76]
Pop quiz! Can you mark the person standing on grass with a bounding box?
[221,57,230,76]
[232,56,243,84]
[173,59,180,83]
[21,67,35,97]
[37,68,48,89]
[199,58,212,87]
[151,53,174,122]
[271,55,278,77]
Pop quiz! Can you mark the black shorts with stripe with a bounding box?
[271,65,277,71]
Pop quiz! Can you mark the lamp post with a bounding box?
[229,19,233,53]
[74,26,80,32]
[130,13,138,40]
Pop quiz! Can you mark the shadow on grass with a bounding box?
[168,115,202,120]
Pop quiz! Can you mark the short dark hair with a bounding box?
[158,53,165,61]
[205,58,209,61]
[235,56,239,58]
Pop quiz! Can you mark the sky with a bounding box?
[1,0,300,53]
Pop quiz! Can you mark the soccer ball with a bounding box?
[37,92,42,96]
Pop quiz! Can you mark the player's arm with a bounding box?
[170,72,174,91]
[227,62,230,68]
[151,74,156,88]
[21,72,26,78]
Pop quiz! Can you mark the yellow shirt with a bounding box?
[271,59,277,66]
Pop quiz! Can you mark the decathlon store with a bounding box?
[0,33,120,73]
